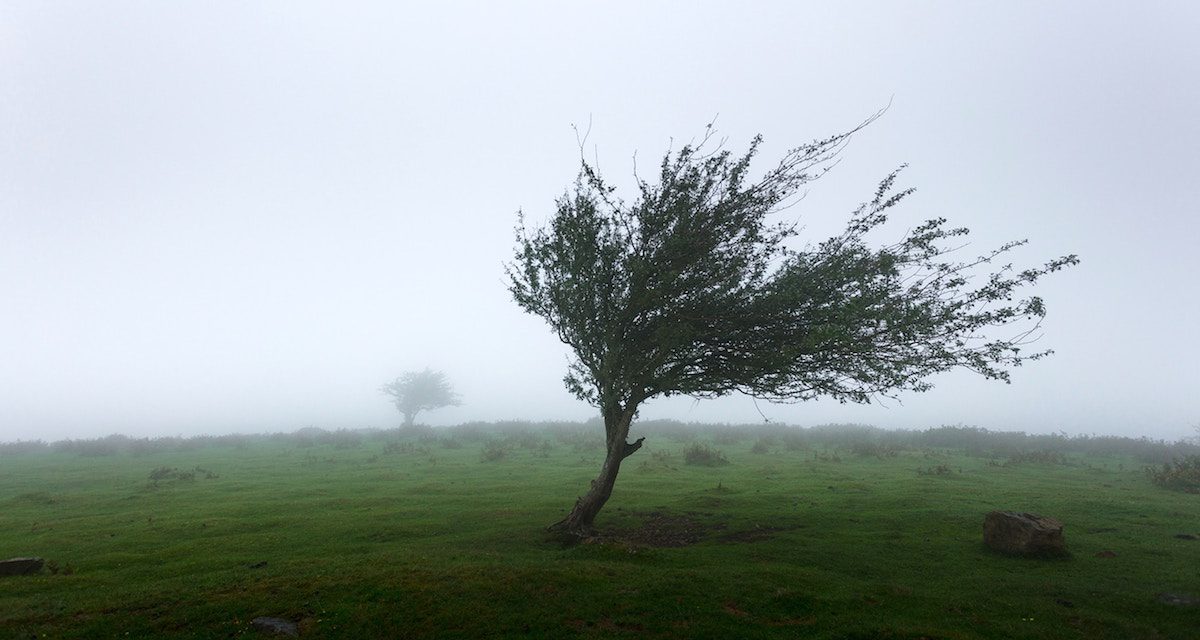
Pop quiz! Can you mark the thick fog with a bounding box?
[2,2,1197,442]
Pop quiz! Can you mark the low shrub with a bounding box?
[148,465,216,486]
[1145,455,1200,493]
[480,441,508,463]
[849,442,899,458]
[0,440,49,456]
[1005,450,1068,466]
[684,444,729,467]
[505,431,542,450]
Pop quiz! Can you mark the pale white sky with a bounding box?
[2,2,1197,441]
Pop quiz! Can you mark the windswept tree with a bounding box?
[507,118,1078,536]
[380,368,461,427]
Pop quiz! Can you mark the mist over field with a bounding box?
[2,2,1198,443]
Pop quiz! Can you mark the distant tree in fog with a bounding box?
[380,369,460,427]
[507,115,1078,537]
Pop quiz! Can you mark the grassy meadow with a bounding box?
[1,423,1198,639]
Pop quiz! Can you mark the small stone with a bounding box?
[1157,592,1199,607]
[0,557,44,576]
[251,617,298,636]
[983,511,1067,557]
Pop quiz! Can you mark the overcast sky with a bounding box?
[2,2,1197,442]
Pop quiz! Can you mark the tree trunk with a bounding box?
[403,410,416,427]
[549,405,644,537]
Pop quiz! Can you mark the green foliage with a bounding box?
[506,119,1077,530]
[147,466,217,487]
[750,438,773,454]
[848,442,900,458]
[1146,454,1200,493]
[380,368,461,426]
[683,443,729,466]
[1005,450,1069,466]
[479,440,508,463]
[508,119,1078,414]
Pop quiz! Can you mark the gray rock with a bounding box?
[1157,592,1199,607]
[251,617,298,636]
[0,557,44,576]
[983,511,1067,557]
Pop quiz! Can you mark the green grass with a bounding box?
[2,431,1198,639]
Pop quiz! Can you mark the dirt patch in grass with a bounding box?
[591,511,795,547]
[717,524,792,543]
[599,511,712,547]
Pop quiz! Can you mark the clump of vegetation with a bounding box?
[149,466,192,484]
[1005,450,1068,466]
[480,441,508,463]
[0,440,49,456]
[780,432,808,451]
[148,466,216,487]
[1145,455,1200,493]
[381,441,409,455]
[917,464,957,477]
[684,444,729,467]
[712,429,747,446]
[849,442,899,458]
[44,559,75,576]
[382,441,431,456]
[750,439,772,455]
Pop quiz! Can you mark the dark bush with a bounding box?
[480,441,508,462]
[0,440,49,456]
[1005,450,1068,466]
[1146,455,1200,493]
[849,442,899,458]
[148,465,215,486]
[684,443,729,467]
[382,441,412,455]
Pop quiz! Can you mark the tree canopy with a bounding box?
[380,368,461,427]
[508,119,1077,535]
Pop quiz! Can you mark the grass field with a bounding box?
[2,424,1198,639]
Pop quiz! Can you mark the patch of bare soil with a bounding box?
[604,511,712,547]
[591,511,796,547]
[717,524,791,543]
